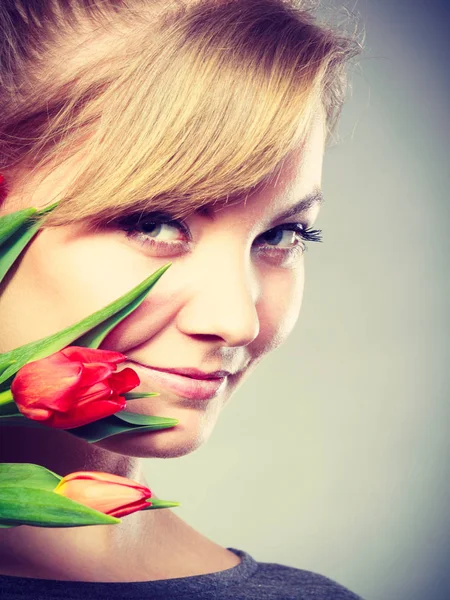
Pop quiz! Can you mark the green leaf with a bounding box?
[0,208,37,244]
[71,265,171,349]
[123,392,159,401]
[0,359,17,380]
[0,263,171,385]
[0,202,59,285]
[142,499,181,510]
[0,487,120,527]
[35,201,60,217]
[66,413,179,442]
[0,414,49,430]
[113,411,175,426]
[0,412,178,443]
[0,211,43,284]
[0,201,58,243]
[0,401,21,417]
[0,463,61,490]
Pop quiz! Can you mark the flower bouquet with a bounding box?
[0,185,180,528]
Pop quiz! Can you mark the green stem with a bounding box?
[36,201,60,216]
[124,392,159,400]
[0,389,14,406]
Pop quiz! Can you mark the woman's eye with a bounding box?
[253,223,323,264]
[256,224,321,251]
[137,221,184,241]
[114,212,191,256]
[259,228,300,248]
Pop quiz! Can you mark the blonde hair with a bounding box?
[0,0,361,228]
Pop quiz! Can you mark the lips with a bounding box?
[147,366,231,380]
[127,361,228,401]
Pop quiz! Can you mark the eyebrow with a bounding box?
[273,189,324,222]
[197,189,324,221]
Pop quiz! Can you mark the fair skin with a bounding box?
[0,114,325,582]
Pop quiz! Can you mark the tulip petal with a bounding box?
[11,354,82,411]
[19,406,52,420]
[56,480,147,512]
[54,471,151,518]
[109,499,151,518]
[61,347,126,365]
[46,397,126,429]
[77,381,113,403]
[108,368,140,394]
[56,471,150,490]
[77,362,116,388]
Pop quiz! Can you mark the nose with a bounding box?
[175,256,260,348]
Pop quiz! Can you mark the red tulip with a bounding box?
[53,471,152,518]
[11,346,140,429]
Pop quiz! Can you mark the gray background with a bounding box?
[143,2,450,599]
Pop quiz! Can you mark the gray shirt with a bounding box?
[0,547,364,599]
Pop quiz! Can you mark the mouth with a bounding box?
[126,360,229,401]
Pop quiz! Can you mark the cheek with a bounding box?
[0,227,175,350]
[0,230,79,350]
[255,264,305,355]
[100,285,182,354]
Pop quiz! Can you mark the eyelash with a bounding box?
[114,212,323,259]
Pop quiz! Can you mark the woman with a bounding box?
[0,0,362,597]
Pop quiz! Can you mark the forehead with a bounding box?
[262,114,325,195]
[215,114,325,221]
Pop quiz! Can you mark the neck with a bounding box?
[0,426,157,580]
[0,426,240,582]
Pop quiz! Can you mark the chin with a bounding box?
[92,410,218,458]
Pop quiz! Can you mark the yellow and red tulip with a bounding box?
[53,470,152,518]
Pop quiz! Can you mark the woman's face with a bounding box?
[0,116,325,458]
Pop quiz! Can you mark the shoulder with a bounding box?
[252,560,363,599]
[223,549,364,600]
